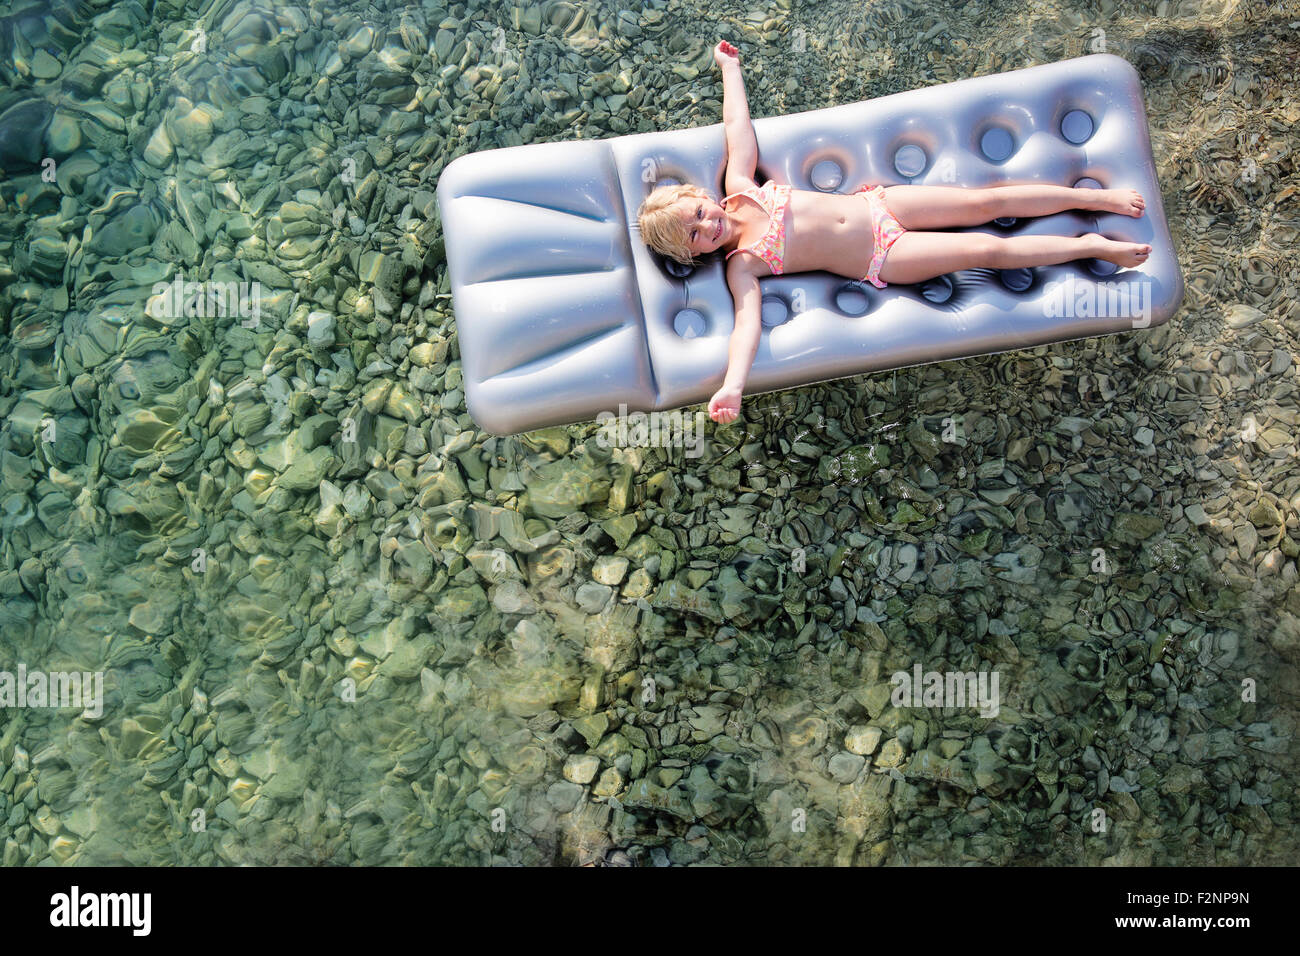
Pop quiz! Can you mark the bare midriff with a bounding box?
[726,187,879,278]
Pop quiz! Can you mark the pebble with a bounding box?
[575,581,613,612]
[307,311,336,348]
[564,755,600,785]
[1225,304,1265,328]
[492,579,538,614]
[828,752,866,783]
[32,50,63,80]
[546,781,583,813]
[0,99,53,169]
[592,555,630,585]
[893,544,919,582]
[845,726,883,756]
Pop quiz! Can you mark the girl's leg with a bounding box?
[978,184,1145,220]
[877,186,997,230]
[876,231,1151,286]
[882,184,1145,231]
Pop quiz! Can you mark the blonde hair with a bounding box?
[636,183,714,266]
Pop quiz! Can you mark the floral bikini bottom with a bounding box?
[853,185,907,289]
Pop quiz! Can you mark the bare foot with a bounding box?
[1085,233,1152,268]
[709,383,743,424]
[1091,188,1146,217]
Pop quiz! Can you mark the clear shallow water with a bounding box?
[0,0,1297,865]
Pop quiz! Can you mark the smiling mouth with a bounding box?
[714,219,722,241]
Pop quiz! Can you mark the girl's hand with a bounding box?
[714,40,740,69]
[709,383,744,424]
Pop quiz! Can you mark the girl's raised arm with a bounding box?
[714,40,759,195]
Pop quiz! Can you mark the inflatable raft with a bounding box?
[436,53,1182,436]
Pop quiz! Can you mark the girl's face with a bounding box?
[679,196,729,256]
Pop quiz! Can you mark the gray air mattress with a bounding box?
[436,53,1182,437]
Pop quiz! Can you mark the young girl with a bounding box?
[636,40,1151,425]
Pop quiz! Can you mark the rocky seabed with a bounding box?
[0,0,1296,864]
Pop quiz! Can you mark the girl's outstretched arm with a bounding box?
[709,259,762,424]
[714,40,759,194]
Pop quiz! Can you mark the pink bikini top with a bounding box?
[723,180,791,274]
